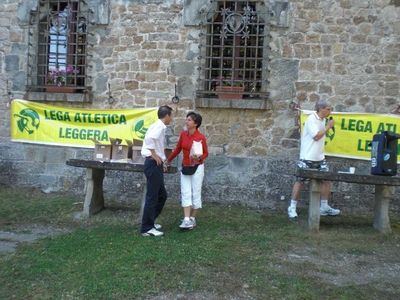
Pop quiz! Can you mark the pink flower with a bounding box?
[46,66,79,86]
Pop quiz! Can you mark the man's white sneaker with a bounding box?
[154,223,162,230]
[288,206,298,218]
[141,228,164,237]
[320,205,340,216]
[179,219,194,229]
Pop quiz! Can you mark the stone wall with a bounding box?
[0,0,399,211]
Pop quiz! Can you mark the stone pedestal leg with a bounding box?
[373,185,392,234]
[139,173,147,221]
[83,168,105,218]
[309,179,322,231]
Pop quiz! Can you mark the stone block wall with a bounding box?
[0,0,399,211]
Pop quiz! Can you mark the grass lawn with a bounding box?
[1,185,399,299]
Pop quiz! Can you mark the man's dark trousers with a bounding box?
[141,159,168,233]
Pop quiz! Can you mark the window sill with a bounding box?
[195,97,271,110]
[24,92,93,103]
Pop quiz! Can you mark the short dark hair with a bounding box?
[187,111,202,129]
[158,105,173,119]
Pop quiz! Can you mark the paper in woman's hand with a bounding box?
[191,140,203,155]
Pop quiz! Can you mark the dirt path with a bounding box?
[0,226,72,254]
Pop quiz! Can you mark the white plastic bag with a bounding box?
[191,140,203,156]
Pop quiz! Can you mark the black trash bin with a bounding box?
[371,131,400,176]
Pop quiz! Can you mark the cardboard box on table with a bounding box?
[131,139,144,163]
[164,147,173,158]
[110,138,135,162]
[92,139,112,161]
[129,140,174,164]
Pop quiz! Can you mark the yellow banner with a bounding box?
[11,99,158,148]
[300,110,400,162]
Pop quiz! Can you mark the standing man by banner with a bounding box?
[140,105,173,237]
[288,100,340,219]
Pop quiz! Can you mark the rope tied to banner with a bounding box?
[6,79,14,108]
[391,105,400,115]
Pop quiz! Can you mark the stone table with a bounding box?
[66,159,178,218]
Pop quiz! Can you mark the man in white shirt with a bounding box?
[140,105,173,236]
[288,100,340,218]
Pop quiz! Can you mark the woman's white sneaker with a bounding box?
[179,219,194,229]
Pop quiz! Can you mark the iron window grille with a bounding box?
[27,0,93,93]
[197,0,272,99]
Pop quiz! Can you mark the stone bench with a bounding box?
[297,169,400,234]
[66,159,178,218]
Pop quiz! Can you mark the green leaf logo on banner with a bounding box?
[14,108,40,134]
[131,115,156,140]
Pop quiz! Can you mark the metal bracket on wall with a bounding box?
[107,83,114,104]
[171,84,179,104]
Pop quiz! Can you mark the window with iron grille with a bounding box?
[197,0,271,99]
[27,0,92,93]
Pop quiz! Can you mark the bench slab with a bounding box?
[296,169,400,234]
[297,169,400,186]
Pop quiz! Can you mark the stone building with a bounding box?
[0,0,399,211]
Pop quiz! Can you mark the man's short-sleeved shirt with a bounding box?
[141,119,167,161]
[299,112,326,161]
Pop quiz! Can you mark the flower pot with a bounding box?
[46,84,75,93]
[216,86,244,99]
